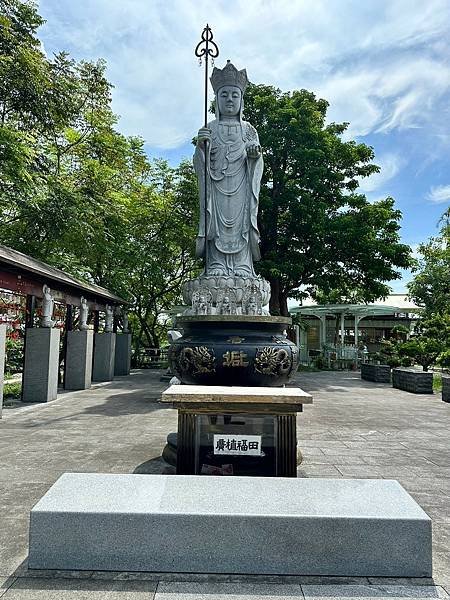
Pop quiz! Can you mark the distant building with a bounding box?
[290,294,420,363]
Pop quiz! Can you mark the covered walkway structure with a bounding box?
[291,296,419,365]
[0,245,131,416]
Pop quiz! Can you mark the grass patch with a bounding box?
[2,381,22,406]
[297,364,321,372]
[433,373,443,393]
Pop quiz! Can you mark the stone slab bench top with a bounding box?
[31,473,427,518]
[29,473,431,576]
[161,384,313,405]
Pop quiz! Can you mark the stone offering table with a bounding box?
[161,384,312,477]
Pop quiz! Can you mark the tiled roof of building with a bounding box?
[0,244,126,304]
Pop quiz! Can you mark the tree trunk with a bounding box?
[279,293,289,317]
[268,279,290,317]
[269,278,280,315]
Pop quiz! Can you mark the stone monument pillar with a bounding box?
[65,299,93,390]
[22,285,60,403]
[0,324,6,418]
[114,310,131,376]
[114,334,131,376]
[65,329,94,389]
[92,309,116,382]
[22,327,60,403]
[299,327,308,364]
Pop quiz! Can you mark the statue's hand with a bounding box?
[246,142,261,159]
[197,127,212,145]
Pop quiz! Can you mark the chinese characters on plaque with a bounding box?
[214,434,262,456]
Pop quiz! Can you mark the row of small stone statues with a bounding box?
[41,285,128,332]
[191,286,263,316]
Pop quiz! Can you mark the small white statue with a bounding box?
[243,285,263,315]
[122,311,129,333]
[217,288,237,315]
[198,294,209,315]
[167,330,182,343]
[79,297,89,331]
[192,290,212,315]
[104,304,114,332]
[41,284,55,328]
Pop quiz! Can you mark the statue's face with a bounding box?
[217,86,241,117]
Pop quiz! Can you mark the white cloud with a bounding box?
[37,0,450,149]
[316,57,450,139]
[427,184,450,204]
[358,153,404,194]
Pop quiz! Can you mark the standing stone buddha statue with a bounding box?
[194,60,263,278]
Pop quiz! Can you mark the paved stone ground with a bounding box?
[0,369,449,599]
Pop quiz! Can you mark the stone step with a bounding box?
[29,473,431,577]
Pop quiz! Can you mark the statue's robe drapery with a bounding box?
[194,119,263,277]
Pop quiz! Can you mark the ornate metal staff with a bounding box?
[195,24,219,271]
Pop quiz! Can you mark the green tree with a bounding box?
[107,159,198,350]
[0,0,112,259]
[0,0,198,350]
[397,313,450,371]
[408,212,450,314]
[404,210,450,371]
[242,84,412,315]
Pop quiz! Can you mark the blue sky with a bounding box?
[37,0,450,292]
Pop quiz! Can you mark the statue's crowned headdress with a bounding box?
[210,60,249,94]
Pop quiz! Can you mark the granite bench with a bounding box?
[29,473,431,577]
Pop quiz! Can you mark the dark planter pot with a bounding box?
[169,315,298,387]
[442,376,450,403]
[392,368,433,394]
[361,363,391,383]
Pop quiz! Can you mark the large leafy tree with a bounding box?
[398,312,450,372]
[402,210,450,371]
[0,0,112,258]
[243,85,412,315]
[408,211,450,314]
[0,0,198,349]
[122,160,198,349]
